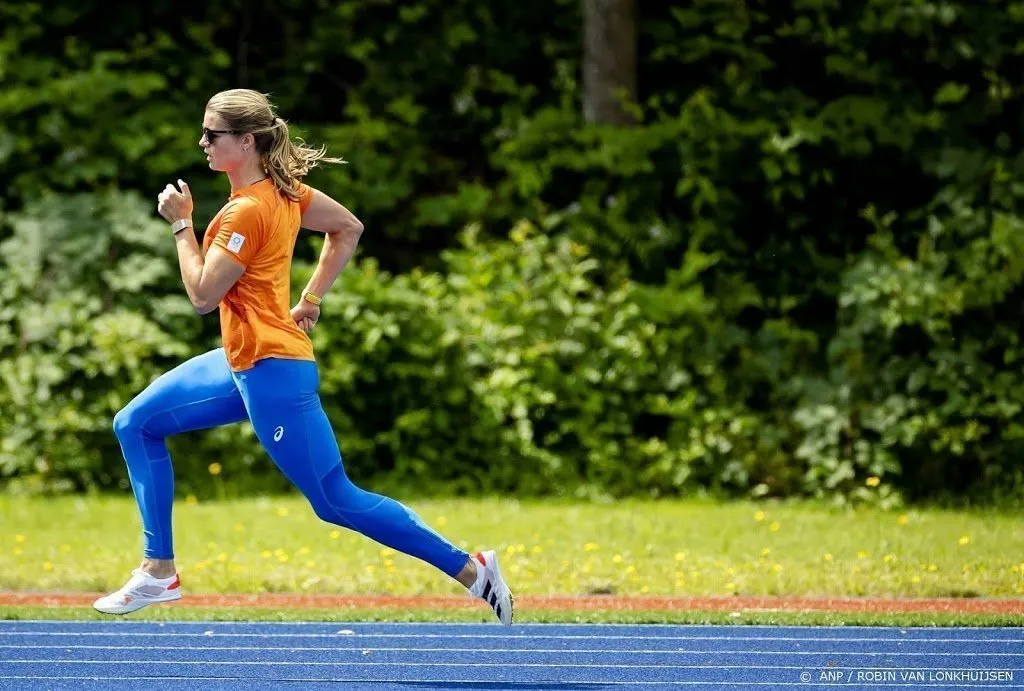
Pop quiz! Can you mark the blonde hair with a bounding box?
[206,89,344,201]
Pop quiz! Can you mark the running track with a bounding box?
[0,621,1022,689]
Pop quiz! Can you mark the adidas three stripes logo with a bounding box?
[481,581,502,620]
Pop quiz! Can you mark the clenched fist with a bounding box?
[157,179,194,224]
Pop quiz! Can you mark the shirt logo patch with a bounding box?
[273,426,284,442]
[226,232,246,254]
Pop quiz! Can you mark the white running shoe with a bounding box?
[469,550,514,626]
[92,569,182,615]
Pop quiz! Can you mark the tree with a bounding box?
[582,0,637,125]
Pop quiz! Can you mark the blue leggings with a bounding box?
[112,348,470,578]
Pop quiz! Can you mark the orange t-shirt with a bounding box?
[202,178,316,371]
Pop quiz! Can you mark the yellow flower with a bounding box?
[276,507,289,517]
[626,565,637,574]
[208,462,222,476]
[60,544,71,552]
[233,523,245,532]
[14,535,25,543]
[958,536,970,546]
[772,564,783,573]
[216,552,228,563]
[823,553,834,562]
[531,545,544,554]
[897,514,909,526]
[769,521,781,532]
[760,548,771,557]
[753,511,766,522]
[12,547,22,555]
[435,517,447,528]
[911,575,921,583]
[584,542,600,552]
[298,546,311,555]
[185,495,198,505]
[674,552,686,562]
[262,550,272,558]
[612,554,623,564]
[725,582,736,591]
[928,564,938,572]
[640,585,650,593]
[866,476,881,487]
[277,554,289,562]
[305,560,317,568]
[329,530,341,539]
[43,561,53,571]
[857,550,868,559]
[883,554,897,564]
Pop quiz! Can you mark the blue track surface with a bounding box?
[1,621,1022,689]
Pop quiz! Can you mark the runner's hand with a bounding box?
[291,301,320,334]
[157,179,194,224]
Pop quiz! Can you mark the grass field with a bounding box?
[2,494,1022,601]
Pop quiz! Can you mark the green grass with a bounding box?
[0,606,1019,628]
[1,494,1023,599]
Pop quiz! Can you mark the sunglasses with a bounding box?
[202,127,244,143]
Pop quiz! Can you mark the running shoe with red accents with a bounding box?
[469,550,514,626]
[92,569,182,615]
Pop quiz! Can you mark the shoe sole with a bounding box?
[93,591,181,615]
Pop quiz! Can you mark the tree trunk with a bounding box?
[582,0,637,125]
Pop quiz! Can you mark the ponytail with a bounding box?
[260,117,345,202]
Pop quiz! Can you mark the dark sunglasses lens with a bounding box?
[203,128,219,142]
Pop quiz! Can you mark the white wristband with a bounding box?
[171,218,193,234]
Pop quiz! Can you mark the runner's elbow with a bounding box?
[329,214,363,237]
[193,298,218,315]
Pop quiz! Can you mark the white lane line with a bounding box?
[0,660,1019,672]
[1,660,1023,670]
[1,644,1023,659]
[0,677,698,686]
[3,621,1022,631]
[1,645,686,653]
[2,633,1020,644]
[1,640,1021,657]
[2,624,1022,644]
[0,634,1019,646]
[0,677,1021,688]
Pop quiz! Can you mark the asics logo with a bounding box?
[273,426,284,442]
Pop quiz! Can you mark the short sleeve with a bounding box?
[212,199,263,267]
[297,183,315,214]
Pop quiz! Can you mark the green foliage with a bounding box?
[0,192,196,491]
[3,1,1024,503]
